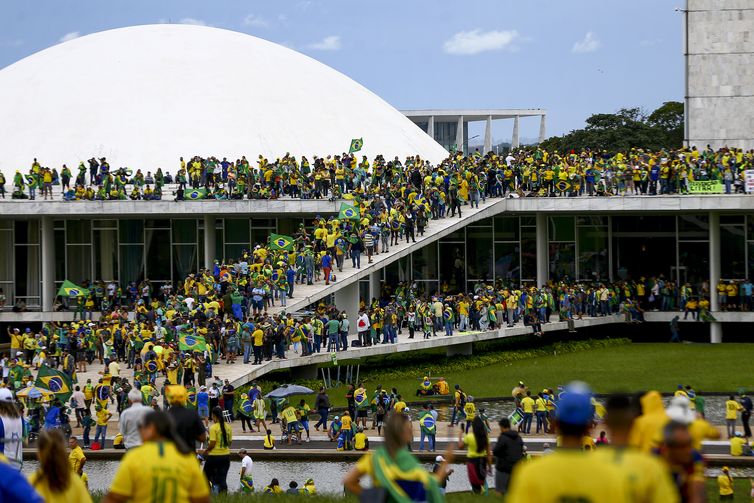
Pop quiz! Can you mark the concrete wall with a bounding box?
[687,0,754,148]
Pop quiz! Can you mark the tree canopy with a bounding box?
[541,101,683,153]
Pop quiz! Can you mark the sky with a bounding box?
[0,0,684,144]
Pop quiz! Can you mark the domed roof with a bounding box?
[0,24,447,174]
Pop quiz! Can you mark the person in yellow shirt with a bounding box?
[726,395,743,438]
[730,433,749,456]
[520,391,536,434]
[104,410,210,503]
[30,430,92,503]
[629,391,669,453]
[717,466,734,500]
[535,393,549,434]
[689,414,720,450]
[67,436,86,475]
[463,397,476,433]
[594,395,680,503]
[508,383,631,503]
[200,406,233,493]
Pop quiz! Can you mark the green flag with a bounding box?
[269,234,295,251]
[186,188,207,200]
[35,365,73,402]
[178,333,207,352]
[349,138,363,153]
[338,203,360,221]
[56,280,89,298]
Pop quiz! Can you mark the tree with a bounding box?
[540,101,684,153]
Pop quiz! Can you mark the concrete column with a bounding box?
[204,215,216,270]
[538,115,547,143]
[511,116,520,149]
[446,342,472,357]
[427,116,435,140]
[334,281,360,334]
[709,212,722,343]
[41,216,55,312]
[368,271,381,303]
[483,115,492,153]
[536,213,548,288]
[455,116,464,154]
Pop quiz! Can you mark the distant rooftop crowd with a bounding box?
[0,145,752,201]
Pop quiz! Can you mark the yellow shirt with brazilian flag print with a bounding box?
[109,441,210,502]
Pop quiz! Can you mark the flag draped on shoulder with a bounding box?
[269,234,295,252]
[338,203,360,221]
[349,138,363,153]
[179,332,206,352]
[35,365,73,402]
[57,280,89,298]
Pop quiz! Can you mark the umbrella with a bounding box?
[265,384,315,399]
[16,385,54,400]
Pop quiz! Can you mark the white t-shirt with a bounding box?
[241,455,253,476]
[184,297,196,309]
[208,387,220,399]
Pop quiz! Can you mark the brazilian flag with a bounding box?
[57,280,89,298]
[349,138,363,153]
[269,234,294,252]
[555,180,571,192]
[187,386,197,409]
[338,203,360,221]
[186,188,207,200]
[95,383,111,409]
[35,365,73,402]
[178,332,206,352]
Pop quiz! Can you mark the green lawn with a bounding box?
[270,342,754,407]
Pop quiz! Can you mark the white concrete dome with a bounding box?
[0,24,447,175]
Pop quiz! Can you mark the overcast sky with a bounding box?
[0,0,684,143]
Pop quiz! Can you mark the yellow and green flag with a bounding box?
[35,365,73,402]
[349,138,363,153]
[178,332,207,352]
[338,203,360,221]
[57,280,89,298]
[186,188,207,200]
[269,234,294,252]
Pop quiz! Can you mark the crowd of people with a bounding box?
[1,145,753,201]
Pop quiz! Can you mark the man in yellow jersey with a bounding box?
[507,382,630,503]
[717,466,734,501]
[594,395,680,502]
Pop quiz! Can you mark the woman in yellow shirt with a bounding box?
[201,406,233,493]
[29,429,92,503]
[457,417,492,494]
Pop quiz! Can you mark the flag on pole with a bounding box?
[349,138,363,153]
[186,188,207,200]
[56,280,89,298]
[338,203,360,221]
[269,234,295,252]
[35,365,73,402]
[178,333,207,352]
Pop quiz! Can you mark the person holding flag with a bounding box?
[419,403,438,452]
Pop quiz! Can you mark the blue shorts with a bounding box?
[300,419,309,430]
[198,406,209,418]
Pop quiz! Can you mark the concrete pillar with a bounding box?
[709,212,722,343]
[334,281,360,334]
[483,115,492,153]
[427,116,435,140]
[368,271,381,303]
[511,116,520,149]
[41,216,55,312]
[446,342,472,357]
[538,115,547,143]
[204,215,216,270]
[455,116,464,154]
[536,213,548,288]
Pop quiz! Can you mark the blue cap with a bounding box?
[556,383,594,426]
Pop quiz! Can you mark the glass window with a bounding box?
[494,217,519,241]
[145,219,171,229]
[145,229,171,281]
[439,242,465,291]
[721,225,746,278]
[15,245,39,299]
[0,230,13,282]
[440,229,465,242]
[520,216,536,226]
[747,216,754,241]
[15,220,40,244]
[93,219,118,229]
[494,242,520,283]
[0,221,11,230]
[224,244,247,261]
[173,245,197,283]
[54,230,65,282]
[466,228,493,280]
[119,220,144,243]
[94,229,118,281]
[679,242,709,287]
[225,218,250,243]
[469,217,492,228]
[721,215,745,225]
[119,245,144,286]
[678,215,709,240]
[412,242,438,280]
[250,229,268,248]
[520,226,537,281]
[172,220,197,244]
[550,242,575,280]
[251,218,276,229]
[613,215,675,234]
[384,256,410,287]
[66,220,91,244]
[578,225,608,281]
[548,216,575,242]
[576,216,607,226]
[66,245,92,283]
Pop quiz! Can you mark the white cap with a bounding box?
[0,388,14,402]
[435,455,445,463]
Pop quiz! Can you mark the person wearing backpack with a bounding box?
[450,384,466,427]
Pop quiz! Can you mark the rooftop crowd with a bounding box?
[1,145,753,201]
